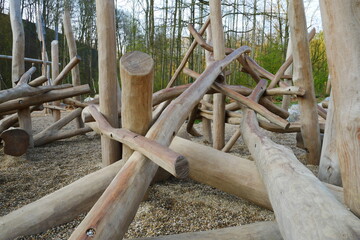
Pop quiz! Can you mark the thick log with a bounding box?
[0,136,344,240]
[69,46,251,240]
[52,56,81,85]
[320,0,360,214]
[130,222,282,240]
[289,0,321,165]
[51,40,61,121]
[0,85,90,113]
[16,66,36,86]
[120,51,153,160]
[209,0,226,150]
[63,7,83,128]
[96,0,120,166]
[0,83,72,104]
[0,128,29,156]
[85,105,188,178]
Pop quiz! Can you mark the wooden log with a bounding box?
[85,105,188,178]
[0,83,72,104]
[28,75,48,87]
[0,128,29,156]
[51,40,61,121]
[0,55,52,65]
[16,66,36,86]
[69,46,251,240]
[325,74,331,95]
[209,0,226,150]
[281,38,293,110]
[130,222,282,240]
[318,93,340,186]
[52,56,81,85]
[0,85,90,113]
[265,86,305,96]
[0,136,345,240]
[221,128,241,152]
[241,79,360,238]
[317,105,327,120]
[212,82,289,129]
[63,7,83,129]
[319,0,360,215]
[289,0,321,165]
[96,0,120,166]
[34,127,92,146]
[0,106,42,133]
[120,51,153,160]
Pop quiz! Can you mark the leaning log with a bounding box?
[0,84,90,113]
[51,40,61,121]
[69,47,251,240]
[320,0,360,215]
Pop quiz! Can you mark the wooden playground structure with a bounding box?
[1,0,360,239]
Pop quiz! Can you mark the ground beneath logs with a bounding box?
[0,110,311,239]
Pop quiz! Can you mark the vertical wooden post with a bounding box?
[51,40,61,122]
[63,6,84,128]
[96,0,120,166]
[288,0,321,165]
[10,0,33,148]
[318,92,341,186]
[319,0,360,216]
[281,38,293,111]
[120,51,153,160]
[209,0,226,150]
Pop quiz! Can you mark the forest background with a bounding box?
[0,0,328,97]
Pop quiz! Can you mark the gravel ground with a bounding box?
[0,110,310,239]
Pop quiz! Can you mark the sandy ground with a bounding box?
[0,110,310,239]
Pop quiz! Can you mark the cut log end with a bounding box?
[175,156,189,179]
[0,128,29,156]
[120,51,154,77]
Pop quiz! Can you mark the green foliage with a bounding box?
[310,31,328,96]
[255,42,284,76]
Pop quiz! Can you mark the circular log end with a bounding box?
[120,51,154,77]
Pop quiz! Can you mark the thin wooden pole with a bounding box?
[319,0,360,216]
[51,40,61,121]
[120,51,153,160]
[288,0,321,165]
[209,0,226,150]
[281,38,293,110]
[96,0,120,166]
[63,7,84,128]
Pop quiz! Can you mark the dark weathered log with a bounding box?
[0,128,29,156]
[0,84,90,113]
[85,105,188,178]
[69,46,251,240]
[130,222,282,240]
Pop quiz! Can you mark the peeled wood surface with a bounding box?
[241,108,360,239]
[85,105,188,178]
[320,0,360,215]
[130,221,282,240]
[52,56,81,85]
[0,85,90,113]
[120,51,153,160]
[289,0,321,165]
[69,46,251,240]
[0,160,125,240]
[51,40,61,121]
[96,0,120,166]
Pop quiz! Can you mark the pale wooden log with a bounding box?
[326,75,331,95]
[242,108,360,238]
[0,55,52,65]
[69,46,251,240]
[0,84,72,104]
[320,0,360,213]
[16,66,36,86]
[265,86,305,96]
[130,222,282,240]
[64,98,94,108]
[51,40,61,121]
[28,75,48,87]
[63,7,83,128]
[44,105,65,111]
[52,56,81,85]
[0,85,90,113]
[35,127,92,146]
[120,51,153,160]
[281,38,293,110]
[318,94,342,186]
[212,82,289,129]
[0,160,126,240]
[166,18,210,88]
[209,0,226,150]
[289,0,321,165]
[85,105,188,178]
[186,105,202,137]
[96,0,120,166]
[221,128,241,152]
[0,136,345,240]
[317,105,327,120]
[268,28,316,89]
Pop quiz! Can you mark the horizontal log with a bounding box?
[130,221,282,240]
[0,136,344,240]
[0,84,90,113]
[0,105,42,133]
[265,86,305,96]
[84,105,189,178]
[33,127,92,147]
